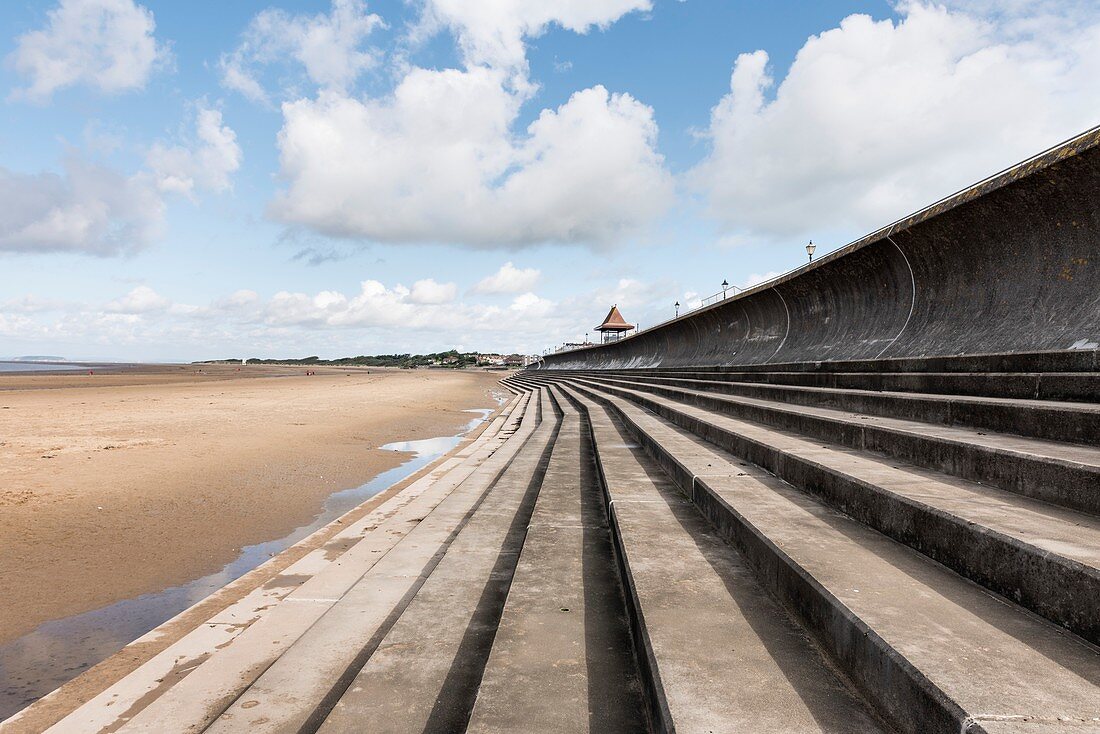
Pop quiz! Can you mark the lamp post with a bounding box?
[674,301,680,317]
[806,240,816,262]
[721,279,729,298]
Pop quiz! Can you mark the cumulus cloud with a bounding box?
[692,1,1100,242]
[419,0,651,88]
[146,106,242,197]
[217,289,260,308]
[0,295,67,313]
[473,262,540,294]
[272,82,672,247]
[220,0,384,104]
[264,280,476,330]
[252,278,612,346]
[0,269,686,358]
[105,285,170,313]
[508,291,554,316]
[226,0,671,249]
[0,158,163,255]
[407,278,457,304]
[8,0,169,101]
[0,101,240,256]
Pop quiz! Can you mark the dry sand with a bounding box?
[0,364,503,645]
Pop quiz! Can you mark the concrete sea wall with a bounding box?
[538,127,1100,370]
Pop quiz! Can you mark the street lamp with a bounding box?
[674,301,680,317]
[806,240,816,262]
[721,279,729,297]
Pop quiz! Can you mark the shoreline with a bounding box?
[0,394,514,732]
[0,403,504,724]
[0,365,503,637]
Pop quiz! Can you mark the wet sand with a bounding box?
[0,365,504,645]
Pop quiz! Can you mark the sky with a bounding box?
[0,0,1098,362]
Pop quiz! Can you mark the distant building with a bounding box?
[477,353,506,367]
[504,354,525,367]
[594,305,634,343]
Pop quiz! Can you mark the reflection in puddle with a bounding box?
[0,408,493,721]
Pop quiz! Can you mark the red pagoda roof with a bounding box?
[595,305,634,332]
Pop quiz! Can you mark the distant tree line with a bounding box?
[200,349,483,369]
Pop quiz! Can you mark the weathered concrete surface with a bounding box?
[581,374,1100,515]
[466,389,646,734]
[554,377,1100,734]
[559,385,890,734]
[314,391,560,734]
[195,394,548,734]
[561,374,1100,639]
[34,395,534,734]
[10,397,527,734]
[540,126,1100,370]
[595,372,1100,444]
[15,365,1097,734]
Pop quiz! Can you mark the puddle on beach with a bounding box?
[0,408,495,721]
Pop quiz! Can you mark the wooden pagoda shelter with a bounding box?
[594,305,634,343]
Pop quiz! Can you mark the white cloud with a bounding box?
[0,270,688,358]
[473,262,540,293]
[105,285,170,314]
[9,0,169,101]
[407,278,457,304]
[509,291,553,315]
[420,0,651,88]
[220,0,384,103]
[587,277,671,315]
[0,296,67,314]
[220,0,671,249]
[146,106,242,197]
[263,280,473,330]
[0,158,163,255]
[0,102,239,256]
[272,81,672,248]
[217,289,260,308]
[692,1,1100,242]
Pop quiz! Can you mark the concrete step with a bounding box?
[587,348,1100,376]
[113,389,547,733]
[581,375,1100,515]
[501,380,540,398]
[464,390,527,447]
[309,391,561,734]
[38,393,528,734]
[597,372,1100,445]
[577,369,1100,403]
[557,384,890,733]
[203,388,556,734]
[564,378,1100,734]
[559,374,1100,640]
[466,387,646,734]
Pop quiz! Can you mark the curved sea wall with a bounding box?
[539,127,1100,370]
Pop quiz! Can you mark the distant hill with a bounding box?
[11,356,67,362]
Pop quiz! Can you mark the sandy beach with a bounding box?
[0,365,503,645]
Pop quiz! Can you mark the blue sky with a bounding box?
[1,0,1097,361]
